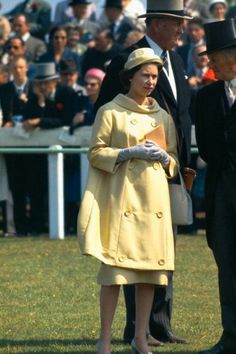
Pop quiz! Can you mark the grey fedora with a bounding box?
[34,63,59,81]
[138,0,192,19]
[199,19,236,56]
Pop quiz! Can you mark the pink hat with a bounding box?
[84,68,105,83]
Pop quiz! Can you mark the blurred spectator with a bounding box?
[0,56,35,236]
[123,29,144,48]
[81,28,121,77]
[184,0,210,19]
[103,0,136,47]
[37,26,81,73]
[176,17,205,75]
[188,44,216,89]
[208,0,227,21]
[226,3,236,19]
[0,63,9,84]
[54,0,97,24]
[2,35,36,78]
[12,14,47,62]
[62,0,100,45]
[65,24,87,57]
[58,58,91,235]
[0,16,11,40]
[122,0,145,18]
[84,67,105,105]
[4,0,51,40]
[21,62,81,235]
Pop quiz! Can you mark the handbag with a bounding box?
[169,170,193,225]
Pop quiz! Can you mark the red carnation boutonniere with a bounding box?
[56,102,64,110]
[31,2,38,10]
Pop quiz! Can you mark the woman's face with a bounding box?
[52,30,67,50]
[128,63,159,101]
[211,3,226,20]
[84,77,101,96]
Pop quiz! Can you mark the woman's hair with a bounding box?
[49,25,67,42]
[0,16,11,40]
[119,65,142,90]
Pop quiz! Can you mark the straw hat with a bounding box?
[124,48,163,71]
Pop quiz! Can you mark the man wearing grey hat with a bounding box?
[195,19,236,354]
[95,0,192,347]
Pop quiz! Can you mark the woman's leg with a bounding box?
[98,284,120,354]
[134,284,155,352]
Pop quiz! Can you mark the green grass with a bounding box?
[0,234,221,353]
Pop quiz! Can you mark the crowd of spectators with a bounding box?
[0,0,235,236]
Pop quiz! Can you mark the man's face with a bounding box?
[73,4,88,19]
[187,23,205,44]
[95,32,111,52]
[105,8,121,22]
[35,79,57,97]
[11,58,28,82]
[208,50,236,81]
[13,16,29,36]
[60,71,78,87]
[154,17,184,50]
[8,39,25,58]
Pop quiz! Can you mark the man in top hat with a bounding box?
[63,0,100,42]
[103,0,136,46]
[195,18,236,354]
[95,0,192,347]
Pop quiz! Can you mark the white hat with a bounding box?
[208,0,227,11]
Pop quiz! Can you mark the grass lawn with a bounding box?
[0,234,221,354]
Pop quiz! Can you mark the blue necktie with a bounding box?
[161,51,169,75]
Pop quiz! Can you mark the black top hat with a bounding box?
[199,19,236,56]
[138,0,192,19]
[69,0,91,6]
[59,59,77,74]
[104,0,122,9]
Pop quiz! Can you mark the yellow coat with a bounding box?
[78,94,178,271]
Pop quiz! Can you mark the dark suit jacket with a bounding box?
[195,80,236,246]
[112,16,136,46]
[0,80,34,125]
[37,47,81,73]
[24,84,79,129]
[95,37,192,165]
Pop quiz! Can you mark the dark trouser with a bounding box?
[211,170,236,353]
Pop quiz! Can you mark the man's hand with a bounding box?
[22,118,40,131]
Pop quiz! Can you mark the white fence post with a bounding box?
[48,145,64,240]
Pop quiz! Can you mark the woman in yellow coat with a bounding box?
[78,48,178,354]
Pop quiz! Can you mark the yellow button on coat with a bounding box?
[131,119,137,125]
[153,162,159,170]
[156,212,163,218]
[119,256,126,262]
[124,210,132,217]
[151,121,158,127]
[158,259,165,266]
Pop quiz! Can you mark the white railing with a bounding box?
[0,126,92,240]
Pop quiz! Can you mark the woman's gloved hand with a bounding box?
[117,140,170,167]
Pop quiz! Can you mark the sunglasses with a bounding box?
[54,36,67,40]
[84,82,98,87]
[8,45,21,50]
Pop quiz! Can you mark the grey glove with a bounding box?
[151,146,170,167]
[117,141,170,166]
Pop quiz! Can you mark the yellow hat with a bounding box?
[124,48,163,71]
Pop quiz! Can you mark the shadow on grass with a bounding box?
[0,339,199,353]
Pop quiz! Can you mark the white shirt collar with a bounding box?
[145,35,163,58]
[22,32,30,42]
